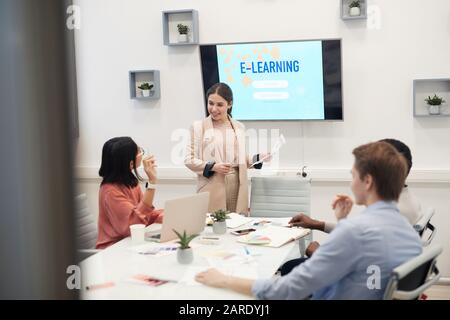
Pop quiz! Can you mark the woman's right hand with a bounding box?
[143,155,158,183]
[212,163,232,175]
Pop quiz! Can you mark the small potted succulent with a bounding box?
[173,229,197,264]
[177,23,189,42]
[425,94,446,115]
[211,209,230,234]
[138,82,154,97]
[349,0,361,16]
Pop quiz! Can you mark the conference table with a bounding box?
[80,217,309,300]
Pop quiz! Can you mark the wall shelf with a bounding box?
[162,9,199,46]
[341,0,367,20]
[129,70,160,100]
[413,79,450,117]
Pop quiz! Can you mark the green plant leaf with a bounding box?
[211,209,230,222]
[173,229,197,249]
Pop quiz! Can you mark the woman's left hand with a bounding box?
[143,155,158,183]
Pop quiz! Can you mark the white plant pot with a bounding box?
[427,104,441,115]
[142,89,150,97]
[349,7,361,16]
[212,221,227,234]
[177,248,193,264]
[178,34,188,43]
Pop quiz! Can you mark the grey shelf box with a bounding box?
[341,0,367,20]
[413,78,450,117]
[129,70,160,100]
[162,9,199,46]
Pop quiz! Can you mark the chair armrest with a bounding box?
[422,223,436,246]
[298,238,306,257]
[393,263,441,300]
[414,208,434,233]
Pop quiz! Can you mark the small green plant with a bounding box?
[173,229,197,249]
[425,94,445,106]
[138,82,154,90]
[211,209,230,223]
[177,23,189,35]
[349,0,361,8]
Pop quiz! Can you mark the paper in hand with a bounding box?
[249,134,286,168]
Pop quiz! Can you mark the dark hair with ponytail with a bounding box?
[206,82,233,116]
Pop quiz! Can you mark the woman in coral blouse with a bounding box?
[96,137,163,249]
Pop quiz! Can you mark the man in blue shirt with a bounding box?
[195,141,423,299]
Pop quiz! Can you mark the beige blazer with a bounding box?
[185,115,255,214]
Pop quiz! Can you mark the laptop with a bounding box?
[145,192,209,243]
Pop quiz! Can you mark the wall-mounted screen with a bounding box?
[200,39,342,121]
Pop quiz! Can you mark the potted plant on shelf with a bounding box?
[173,229,197,264]
[425,94,446,115]
[177,23,189,43]
[211,209,230,235]
[138,82,154,97]
[349,0,361,16]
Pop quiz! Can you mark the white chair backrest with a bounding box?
[250,177,312,257]
[383,245,442,300]
[250,177,311,218]
[75,194,98,249]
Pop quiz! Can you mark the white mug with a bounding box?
[130,224,146,245]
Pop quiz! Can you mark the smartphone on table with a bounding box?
[231,228,256,236]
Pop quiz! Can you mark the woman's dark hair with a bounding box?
[206,82,233,116]
[99,137,142,187]
[379,138,412,175]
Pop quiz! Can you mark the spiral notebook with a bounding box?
[237,226,310,248]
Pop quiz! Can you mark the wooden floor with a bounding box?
[424,285,450,300]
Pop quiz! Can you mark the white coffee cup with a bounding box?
[130,224,146,245]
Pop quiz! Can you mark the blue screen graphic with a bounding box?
[216,41,325,120]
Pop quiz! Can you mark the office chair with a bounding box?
[75,194,100,262]
[414,208,437,246]
[249,176,312,256]
[383,245,442,300]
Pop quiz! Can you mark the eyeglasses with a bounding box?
[138,147,146,156]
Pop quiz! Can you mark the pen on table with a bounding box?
[153,277,178,283]
[202,236,219,240]
[85,281,115,290]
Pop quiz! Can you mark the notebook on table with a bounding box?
[237,226,310,248]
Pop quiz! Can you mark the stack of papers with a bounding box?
[237,226,310,248]
[226,213,254,228]
[237,234,271,245]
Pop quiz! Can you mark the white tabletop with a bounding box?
[80,218,306,300]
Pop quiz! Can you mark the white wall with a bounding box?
[73,0,450,277]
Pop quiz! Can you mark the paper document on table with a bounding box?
[237,225,310,248]
[226,213,253,228]
[249,134,286,168]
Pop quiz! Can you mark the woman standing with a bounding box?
[96,137,163,249]
[185,83,269,214]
